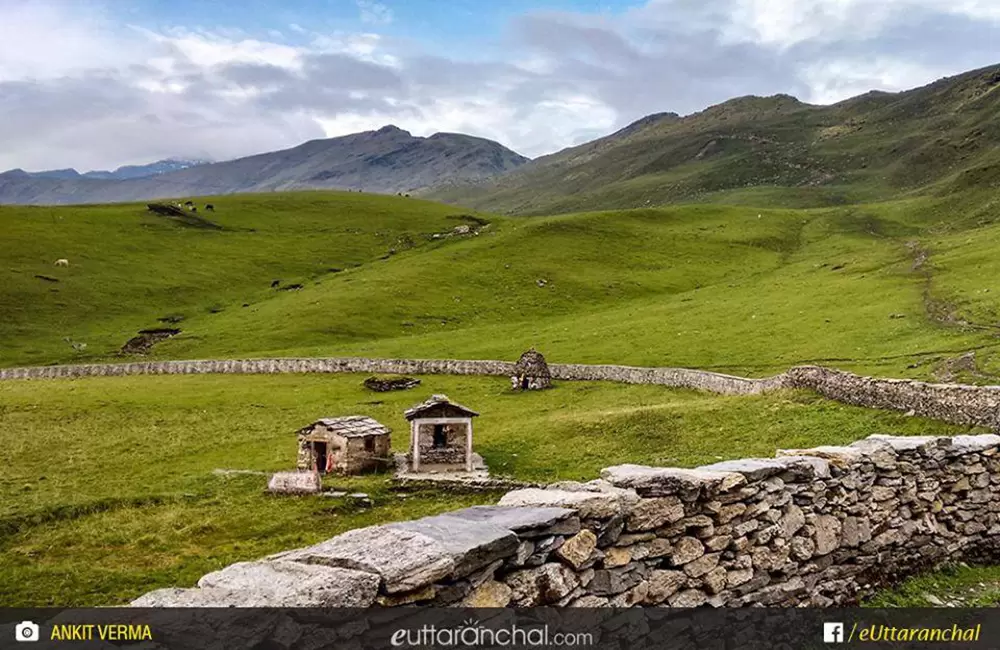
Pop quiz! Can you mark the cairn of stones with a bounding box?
[133,432,1000,607]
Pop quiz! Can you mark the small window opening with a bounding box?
[432,424,447,448]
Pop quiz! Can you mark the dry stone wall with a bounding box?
[132,433,1000,608]
[4,358,1000,429]
[786,366,1000,430]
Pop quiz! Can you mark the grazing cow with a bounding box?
[190,206,198,213]
[205,204,215,211]
[184,201,194,207]
[54,258,69,267]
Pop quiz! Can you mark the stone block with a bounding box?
[554,530,598,570]
[505,563,579,606]
[267,471,322,495]
[197,560,379,607]
[626,496,685,531]
[602,465,746,500]
[443,505,579,538]
[498,488,636,519]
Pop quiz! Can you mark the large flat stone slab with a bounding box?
[857,435,948,453]
[600,465,746,499]
[196,560,379,606]
[130,587,257,607]
[950,435,1000,454]
[387,514,519,579]
[498,488,635,519]
[697,457,830,481]
[275,525,455,594]
[267,471,321,494]
[442,505,579,538]
[776,446,866,468]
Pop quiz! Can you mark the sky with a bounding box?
[2,0,1000,172]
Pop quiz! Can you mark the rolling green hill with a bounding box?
[425,64,1000,216]
[0,192,492,366]
[4,188,1000,380]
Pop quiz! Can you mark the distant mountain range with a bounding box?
[10,159,211,182]
[10,63,1000,211]
[0,126,529,205]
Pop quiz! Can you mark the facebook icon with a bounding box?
[824,622,845,643]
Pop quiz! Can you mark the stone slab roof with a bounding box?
[513,348,551,378]
[404,394,479,420]
[298,415,390,438]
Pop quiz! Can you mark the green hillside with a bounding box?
[4,188,1000,380]
[426,64,1000,216]
[0,192,490,366]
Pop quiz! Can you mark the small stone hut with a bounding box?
[296,416,391,475]
[511,348,552,390]
[404,395,479,472]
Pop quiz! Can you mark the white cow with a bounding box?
[54,258,69,267]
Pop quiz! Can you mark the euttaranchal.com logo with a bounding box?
[390,619,594,647]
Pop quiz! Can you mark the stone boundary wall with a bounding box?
[131,433,1000,607]
[785,366,1000,430]
[0,357,773,394]
[3,357,1000,429]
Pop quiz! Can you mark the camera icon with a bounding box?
[14,621,40,643]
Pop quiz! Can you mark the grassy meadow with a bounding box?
[3,188,1000,605]
[4,191,1000,379]
[0,372,978,606]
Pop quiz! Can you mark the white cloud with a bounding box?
[0,1,145,80]
[1,0,999,171]
[800,58,957,104]
[721,0,1000,48]
[357,0,393,26]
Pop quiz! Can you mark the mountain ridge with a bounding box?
[0,126,529,205]
[424,64,1000,215]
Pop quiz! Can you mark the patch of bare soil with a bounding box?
[906,240,995,332]
[933,351,982,382]
[146,203,224,230]
[120,328,181,355]
[364,376,421,392]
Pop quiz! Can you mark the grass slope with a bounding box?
[4,190,1000,379]
[0,373,976,606]
[0,192,488,366]
[426,65,1000,216]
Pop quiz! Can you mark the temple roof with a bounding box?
[404,394,479,420]
[297,415,390,437]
